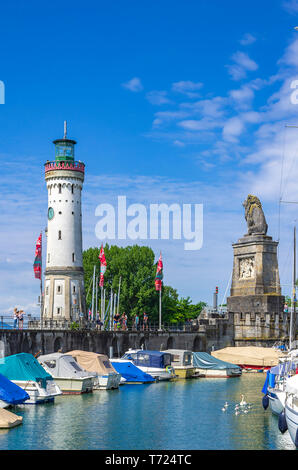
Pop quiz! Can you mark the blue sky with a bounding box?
[2,0,298,315]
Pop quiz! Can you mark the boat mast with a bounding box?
[290,226,296,351]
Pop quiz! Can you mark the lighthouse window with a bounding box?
[73,285,76,293]
[72,253,75,262]
[57,285,62,294]
[71,184,74,194]
[46,286,49,295]
[58,184,62,194]
[58,230,62,240]
[57,307,61,315]
[59,211,62,215]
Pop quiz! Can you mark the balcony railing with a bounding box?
[44,161,85,174]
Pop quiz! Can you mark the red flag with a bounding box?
[155,252,163,291]
[99,244,107,287]
[33,233,42,280]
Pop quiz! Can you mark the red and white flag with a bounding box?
[33,233,42,280]
[99,244,107,287]
[155,252,163,291]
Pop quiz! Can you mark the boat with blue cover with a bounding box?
[261,349,298,415]
[121,350,176,381]
[0,373,30,408]
[111,359,155,384]
[192,352,242,378]
[0,353,62,404]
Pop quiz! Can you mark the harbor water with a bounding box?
[0,374,296,450]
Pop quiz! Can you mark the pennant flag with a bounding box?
[33,233,42,280]
[155,252,163,291]
[99,244,107,287]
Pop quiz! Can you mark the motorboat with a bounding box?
[0,372,30,408]
[111,359,155,384]
[121,349,176,381]
[284,374,298,448]
[66,350,121,390]
[0,353,62,404]
[192,352,242,378]
[38,352,95,394]
[163,349,195,379]
[211,346,286,371]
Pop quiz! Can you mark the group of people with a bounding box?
[113,312,128,330]
[12,308,25,329]
[134,312,149,331]
[112,312,149,331]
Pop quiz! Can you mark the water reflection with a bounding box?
[0,375,296,450]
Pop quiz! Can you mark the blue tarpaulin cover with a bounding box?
[111,361,154,383]
[125,350,171,369]
[0,353,53,389]
[193,352,242,372]
[0,372,30,404]
[262,361,297,394]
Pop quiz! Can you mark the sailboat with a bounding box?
[262,227,298,416]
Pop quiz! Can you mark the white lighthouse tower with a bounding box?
[43,123,86,325]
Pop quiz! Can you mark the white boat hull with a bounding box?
[285,397,298,447]
[136,366,175,381]
[93,373,121,390]
[267,388,285,416]
[12,380,62,404]
[51,376,94,394]
[195,368,241,378]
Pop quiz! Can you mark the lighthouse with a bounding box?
[43,123,86,325]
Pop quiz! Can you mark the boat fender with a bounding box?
[278,410,288,434]
[262,394,269,410]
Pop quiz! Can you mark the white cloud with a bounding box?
[146,90,172,105]
[122,77,143,92]
[282,0,298,14]
[239,33,257,46]
[172,80,203,98]
[227,51,258,80]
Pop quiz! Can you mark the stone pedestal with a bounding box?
[227,234,286,342]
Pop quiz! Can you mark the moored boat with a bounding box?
[66,350,121,390]
[163,349,195,379]
[111,359,155,384]
[0,373,30,408]
[211,346,285,371]
[0,353,62,404]
[192,352,242,378]
[122,350,176,381]
[38,352,95,394]
[279,374,298,447]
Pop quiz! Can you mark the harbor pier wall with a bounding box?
[0,316,234,357]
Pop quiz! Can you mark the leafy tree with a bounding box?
[83,244,206,325]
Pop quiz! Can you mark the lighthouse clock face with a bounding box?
[48,207,54,220]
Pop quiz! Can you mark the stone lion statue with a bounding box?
[243,195,268,235]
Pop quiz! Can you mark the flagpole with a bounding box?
[91,265,96,323]
[40,232,43,329]
[159,289,162,331]
[117,276,121,315]
[95,274,98,322]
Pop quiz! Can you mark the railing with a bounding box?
[0,315,198,332]
[44,160,85,174]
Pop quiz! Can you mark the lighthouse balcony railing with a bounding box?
[44,161,85,174]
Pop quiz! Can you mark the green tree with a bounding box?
[83,244,206,325]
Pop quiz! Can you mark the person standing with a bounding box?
[122,312,127,331]
[13,308,19,329]
[143,312,148,331]
[18,310,25,330]
[135,314,139,331]
[114,311,120,331]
